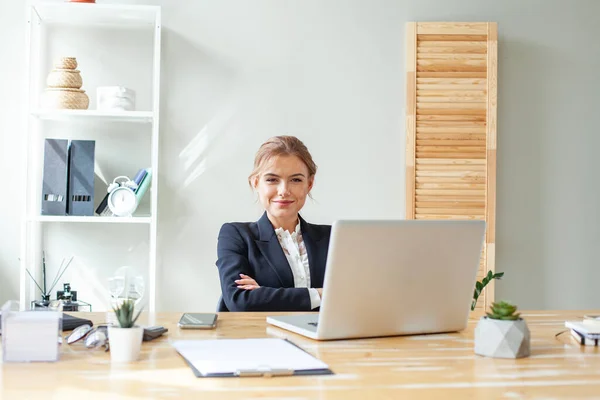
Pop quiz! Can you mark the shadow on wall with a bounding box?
[0,261,19,305]
[156,28,253,311]
[495,39,561,309]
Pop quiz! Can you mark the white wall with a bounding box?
[1,0,599,311]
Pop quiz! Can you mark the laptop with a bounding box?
[266,219,486,340]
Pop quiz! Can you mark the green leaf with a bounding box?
[475,281,483,291]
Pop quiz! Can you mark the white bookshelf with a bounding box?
[29,216,152,224]
[31,109,154,123]
[21,2,161,312]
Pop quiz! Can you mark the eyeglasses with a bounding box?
[65,324,110,351]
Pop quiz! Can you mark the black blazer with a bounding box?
[216,212,331,312]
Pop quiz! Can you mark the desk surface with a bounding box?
[1,310,599,399]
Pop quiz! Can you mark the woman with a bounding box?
[216,136,331,311]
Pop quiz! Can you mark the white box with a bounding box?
[1,301,61,362]
[97,86,136,111]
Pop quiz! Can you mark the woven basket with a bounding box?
[46,69,83,89]
[54,57,78,70]
[41,88,89,110]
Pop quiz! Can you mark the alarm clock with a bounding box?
[107,176,139,217]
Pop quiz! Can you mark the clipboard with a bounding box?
[172,338,333,378]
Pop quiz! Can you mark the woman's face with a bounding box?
[254,155,314,223]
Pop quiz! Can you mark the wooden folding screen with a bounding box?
[405,22,497,316]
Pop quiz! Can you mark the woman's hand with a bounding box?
[235,274,260,290]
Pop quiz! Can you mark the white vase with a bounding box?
[108,325,143,363]
[474,317,530,359]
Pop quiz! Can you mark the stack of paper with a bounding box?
[172,338,332,377]
[2,311,61,362]
[565,321,600,346]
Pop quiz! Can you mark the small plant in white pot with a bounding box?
[108,299,144,363]
[475,301,530,359]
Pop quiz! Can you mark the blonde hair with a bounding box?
[248,136,317,188]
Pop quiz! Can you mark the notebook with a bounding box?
[565,321,600,338]
[172,338,332,377]
[570,329,599,346]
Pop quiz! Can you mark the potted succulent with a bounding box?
[108,299,144,363]
[474,301,530,359]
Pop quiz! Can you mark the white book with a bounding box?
[570,329,599,346]
[565,321,600,338]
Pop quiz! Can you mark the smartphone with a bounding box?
[177,313,218,329]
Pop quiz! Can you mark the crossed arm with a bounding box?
[217,224,319,312]
[236,274,323,298]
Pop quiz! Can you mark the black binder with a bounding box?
[0,313,92,334]
[67,140,95,216]
[41,139,69,216]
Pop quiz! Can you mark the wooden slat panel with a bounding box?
[417,34,487,41]
[485,23,498,307]
[415,214,485,220]
[416,164,485,170]
[417,140,485,147]
[416,152,486,159]
[417,90,487,97]
[417,53,487,60]
[407,22,497,315]
[417,78,486,85]
[417,102,486,110]
[417,96,485,103]
[416,108,487,115]
[417,134,485,140]
[417,45,487,54]
[417,115,486,122]
[415,189,486,196]
[416,183,486,189]
[416,177,485,183]
[416,196,486,202]
[417,41,488,48]
[417,59,487,69]
[417,22,488,35]
[416,179,484,186]
[416,170,485,177]
[418,84,487,90]
[416,158,485,165]
[416,201,484,208]
[416,121,486,127]
[417,71,487,78]
[417,146,486,154]
[416,208,485,215]
[417,127,486,133]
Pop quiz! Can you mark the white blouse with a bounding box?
[274,222,321,310]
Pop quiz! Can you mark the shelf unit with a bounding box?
[29,216,152,224]
[21,2,161,312]
[31,109,154,123]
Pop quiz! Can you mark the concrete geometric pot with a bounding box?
[474,317,530,358]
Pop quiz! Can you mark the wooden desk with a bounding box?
[1,311,599,399]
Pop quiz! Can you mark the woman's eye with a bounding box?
[292,178,303,183]
[266,178,277,183]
